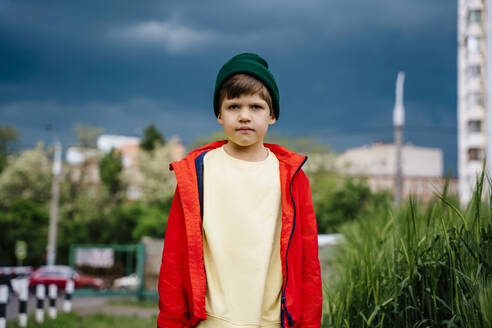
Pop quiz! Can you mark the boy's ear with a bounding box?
[217,111,224,125]
[268,113,277,125]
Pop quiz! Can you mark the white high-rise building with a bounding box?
[458,0,489,204]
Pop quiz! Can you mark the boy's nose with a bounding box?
[238,108,251,121]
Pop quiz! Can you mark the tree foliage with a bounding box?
[74,124,104,148]
[0,142,52,208]
[132,142,176,204]
[56,199,169,264]
[140,124,165,151]
[0,199,49,266]
[0,125,20,173]
[99,148,124,198]
[309,168,392,234]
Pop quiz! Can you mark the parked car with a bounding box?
[112,273,139,290]
[29,265,105,290]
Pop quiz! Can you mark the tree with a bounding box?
[56,183,113,263]
[74,124,104,148]
[99,149,124,201]
[311,171,392,234]
[0,143,52,207]
[69,123,104,191]
[132,142,176,204]
[140,124,165,151]
[0,199,49,266]
[0,125,20,173]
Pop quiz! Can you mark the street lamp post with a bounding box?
[46,139,62,266]
[393,71,406,208]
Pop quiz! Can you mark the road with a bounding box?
[5,294,158,320]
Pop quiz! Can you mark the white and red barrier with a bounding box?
[0,275,76,326]
[64,280,74,312]
[0,284,7,328]
[18,279,28,327]
[35,284,45,323]
[48,284,57,319]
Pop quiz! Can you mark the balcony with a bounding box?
[466,77,482,93]
[467,23,483,37]
[465,133,486,148]
[466,51,483,65]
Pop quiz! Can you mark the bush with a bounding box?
[0,199,49,266]
[55,199,170,264]
[311,171,391,234]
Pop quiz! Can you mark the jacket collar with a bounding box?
[170,140,306,172]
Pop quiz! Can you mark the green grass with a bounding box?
[107,298,158,308]
[322,171,492,327]
[9,312,157,328]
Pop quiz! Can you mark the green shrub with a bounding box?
[312,172,391,234]
[0,199,48,266]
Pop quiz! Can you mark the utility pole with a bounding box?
[46,139,62,266]
[393,71,405,208]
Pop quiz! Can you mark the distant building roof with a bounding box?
[336,142,443,178]
[97,134,140,153]
[66,147,100,165]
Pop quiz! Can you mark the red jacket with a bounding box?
[157,140,322,328]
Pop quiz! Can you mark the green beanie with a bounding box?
[213,53,280,119]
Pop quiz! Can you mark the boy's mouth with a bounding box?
[237,127,254,132]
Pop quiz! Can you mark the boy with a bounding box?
[157,53,322,328]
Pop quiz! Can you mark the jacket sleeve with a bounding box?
[157,186,192,328]
[298,170,323,327]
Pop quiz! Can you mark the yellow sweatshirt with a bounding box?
[197,145,282,328]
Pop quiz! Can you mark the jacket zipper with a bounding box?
[281,156,307,328]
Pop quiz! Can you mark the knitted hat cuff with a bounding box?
[213,53,279,119]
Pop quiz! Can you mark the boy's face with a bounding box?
[218,93,276,149]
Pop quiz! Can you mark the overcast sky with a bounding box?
[0,0,457,174]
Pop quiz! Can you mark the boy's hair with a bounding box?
[217,74,274,117]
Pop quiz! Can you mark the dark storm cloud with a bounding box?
[0,0,457,172]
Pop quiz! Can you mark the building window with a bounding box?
[467,92,484,107]
[467,36,480,53]
[467,120,482,133]
[467,65,481,78]
[468,148,483,161]
[468,9,482,24]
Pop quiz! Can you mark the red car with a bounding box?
[29,265,105,290]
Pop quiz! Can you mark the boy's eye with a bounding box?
[228,105,239,110]
[252,105,263,110]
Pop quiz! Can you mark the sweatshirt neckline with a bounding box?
[219,145,273,166]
